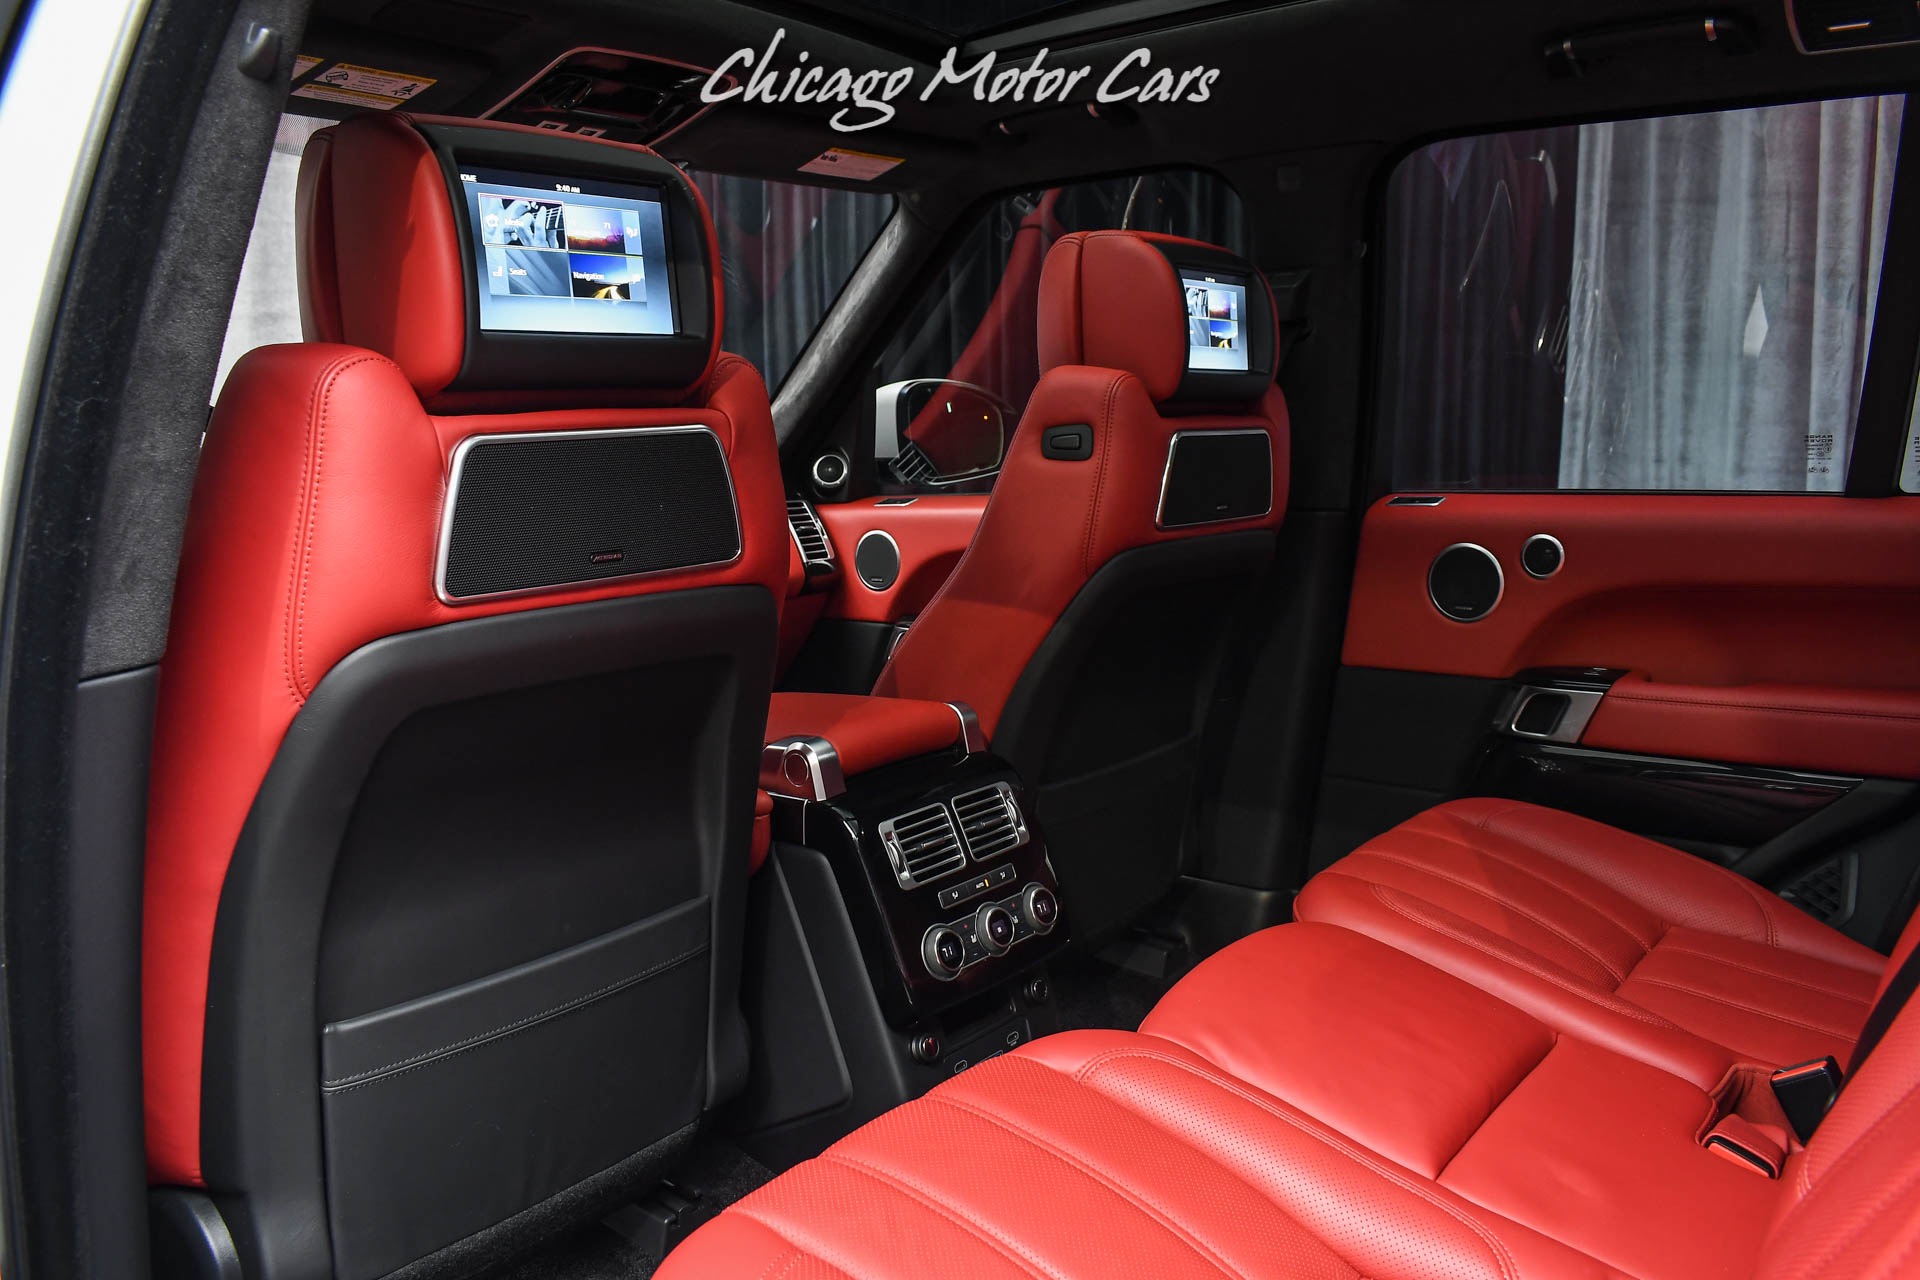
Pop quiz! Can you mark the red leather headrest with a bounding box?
[296,112,723,402]
[1037,230,1277,405]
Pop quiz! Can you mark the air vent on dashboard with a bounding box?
[786,498,834,572]
[953,783,1029,862]
[877,804,968,889]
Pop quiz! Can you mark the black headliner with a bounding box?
[302,0,1915,212]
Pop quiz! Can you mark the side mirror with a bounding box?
[873,379,1012,486]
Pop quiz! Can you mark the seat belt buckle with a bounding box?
[1703,1115,1785,1179]
[1771,1056,1842,1143]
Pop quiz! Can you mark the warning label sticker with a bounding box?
[292,54,322,80]
[291,62,436,110]
[797,147,904,181]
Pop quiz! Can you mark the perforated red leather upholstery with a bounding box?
[1143,923,1789,1280]
[1293,799,1886,1073]
[664,798,1920,1279]
[664,917,1920,1280]
[1758,981,1920,1280]
[660,1026,1622,1280]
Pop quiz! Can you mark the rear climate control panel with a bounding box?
[922,883,1060,981]
[772,752,1068,1024]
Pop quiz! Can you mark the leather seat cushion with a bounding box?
[1143,923,1787,1280]
[658,1026,1619,1280]
[1293,799,1884,1072]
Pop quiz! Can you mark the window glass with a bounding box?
[215,115,332,397]
[214,120,894,399]
[1379,95,1905,492]
[872,170,1246,489]
[1902,370,1920,493]
[685,172,894,391]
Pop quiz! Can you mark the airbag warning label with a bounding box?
[292,62,436,110]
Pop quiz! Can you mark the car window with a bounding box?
[871,170,1247,490]
[1378,94,1905,493]
[686,170,894,391]
[213,118,895,399]
[214,115,333,396]
[1902,367,1920,493]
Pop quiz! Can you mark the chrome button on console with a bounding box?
[1021,884,1059,934]
[923,925,967,980]
[976,903,1017,956]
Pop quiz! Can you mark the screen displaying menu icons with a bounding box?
[462,166,676,337]
[1183,274,1250,372]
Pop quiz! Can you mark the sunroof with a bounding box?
[805,0,1098,40]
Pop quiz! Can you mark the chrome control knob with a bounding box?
[1021,885,1059,935]
[923,926,966,980]
[976,903,1016,956]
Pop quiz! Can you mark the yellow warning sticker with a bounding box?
[291,62,436,110]
[292,54,322,79]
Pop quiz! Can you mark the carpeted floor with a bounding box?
[487,1136,773,1280]
[484,956,1157,1278]
[1046,949,1172,1033]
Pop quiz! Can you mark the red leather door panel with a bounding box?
[1581,676,1920,781]
[818,495,986,624]
[1343,494,1920,778]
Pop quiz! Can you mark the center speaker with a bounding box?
[439,426,741,601]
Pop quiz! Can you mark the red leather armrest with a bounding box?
[765,692,970,779]
[1582,673,1920,780]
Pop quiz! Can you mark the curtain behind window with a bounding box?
[1380,95,1904,492]
[690,173,895,391]
[1561,96,1903,490]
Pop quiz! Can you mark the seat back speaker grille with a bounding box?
[439,427,739,601]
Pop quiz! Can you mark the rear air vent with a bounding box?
[877,804,967,889]
[953,783,1029,862]
[786,498,834,571]
[1787,0,1920,50]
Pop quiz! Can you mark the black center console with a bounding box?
[777,749,1067,1022]
[727,712,1070,1168]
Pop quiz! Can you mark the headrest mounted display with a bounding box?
[1037,230,1277,406]
[298,112,722,400]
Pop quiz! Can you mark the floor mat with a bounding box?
[1047,949,1169,1033]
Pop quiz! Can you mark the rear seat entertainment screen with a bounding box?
[1183,274,1249,372]
[460,166,676,337]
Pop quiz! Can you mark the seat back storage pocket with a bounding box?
[318,897,711,1280]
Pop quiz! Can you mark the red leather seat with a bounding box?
[875,230,1290,942]
[662,915,1920,1279]
[663,783,1920,1278]
[1294,799,1887,1071]
[144,113,787,1279]
[1144,922,1791,1280]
